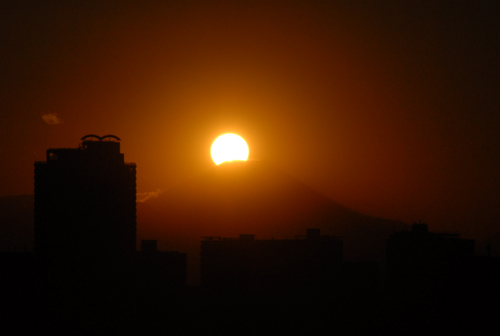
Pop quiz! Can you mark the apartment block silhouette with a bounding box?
[34,135,136,264]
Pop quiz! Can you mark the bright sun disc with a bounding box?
[211,134,249,165]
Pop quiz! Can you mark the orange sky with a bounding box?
[1,1,499,239]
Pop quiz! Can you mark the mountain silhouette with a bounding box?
[137,160,409,284]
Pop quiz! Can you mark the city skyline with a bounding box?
[1,132,499,334]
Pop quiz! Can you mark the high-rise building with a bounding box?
[34,135,136,264]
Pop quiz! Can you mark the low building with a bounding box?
[387,223,474,288]
[201,229,343,293]
[135,240,187,289]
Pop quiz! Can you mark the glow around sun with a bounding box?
[211,134,249,165]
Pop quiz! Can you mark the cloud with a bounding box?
[137,189,163,203]
[42,113,63,125]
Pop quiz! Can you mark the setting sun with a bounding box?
[211,134,249,165]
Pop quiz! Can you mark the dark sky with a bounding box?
[1,1,499,239]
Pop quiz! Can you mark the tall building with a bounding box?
[34,135,136,264]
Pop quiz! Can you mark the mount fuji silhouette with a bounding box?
[137,160,409,284]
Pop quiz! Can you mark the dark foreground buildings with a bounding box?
[32,135,186,284]
[201,229,343,291]
[2,134,499,333]
[32,135,186,296]
[385,223,499,334]
[5,135,187,333]
[201,229,377,294]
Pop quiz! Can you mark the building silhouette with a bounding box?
[34,135,136,264]
[136,239,187,289]
[387,223,474,288]
[200,229,343,292]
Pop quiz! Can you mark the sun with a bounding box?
[211,134,249,165]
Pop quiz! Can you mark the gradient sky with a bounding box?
[1,1,499,239]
